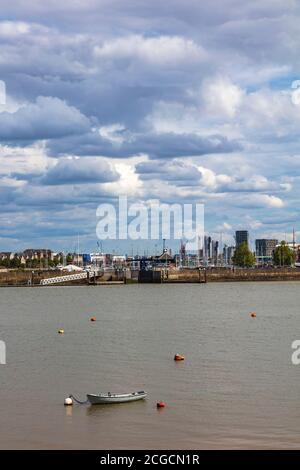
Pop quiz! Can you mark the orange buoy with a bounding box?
[174,353,185,361]
[157,401,166,408]
[250,312,257,318]
[90,316,96,322]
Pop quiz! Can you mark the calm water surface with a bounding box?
[0,282,300,449]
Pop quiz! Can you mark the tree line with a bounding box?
[232,241,296,267]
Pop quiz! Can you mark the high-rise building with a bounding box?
[223,245,235,265]
[202,235,220,265]
[255,239,278,263]
[204,236,212,260]
[212,240,219,264]
[179,240,186,266]
[235,230,249,248]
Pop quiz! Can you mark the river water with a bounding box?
[0,282,300,449]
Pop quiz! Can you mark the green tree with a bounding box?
[9,256,21,269]
[273,241,295,266]
[232,242,256,267]
[0,258,9,268]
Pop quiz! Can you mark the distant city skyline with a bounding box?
[0,229,298,257]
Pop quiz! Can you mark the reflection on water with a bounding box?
[65,406,73,418]
[85,399,148,417]
[0,282,300,449]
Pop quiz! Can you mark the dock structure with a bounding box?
[40,272,88,285]
[138,270,162,283]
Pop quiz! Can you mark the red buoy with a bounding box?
[157,401,166,408]
[250,312,257,318]
[90,316,96,322]
[174,353,185,361]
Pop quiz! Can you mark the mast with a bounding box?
[77,234,80,266]
[293,227,296,249]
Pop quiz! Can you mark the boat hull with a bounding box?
[87,391,147,405]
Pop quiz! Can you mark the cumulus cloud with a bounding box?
[94,35,206,65]
[236,194,284,209]
[258,194,285,208]
[201,77,244,118]
[136,160,201,184]
[136,159,288,195]
[0,142,48,178]
[39,157,120,185]
[49,130,240,159]
[0,96,90,141]
[0,21,31,37]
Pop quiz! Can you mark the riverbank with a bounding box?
[1,267,300,286]
[167,267,300,283]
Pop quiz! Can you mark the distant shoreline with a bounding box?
[1,267,300,286]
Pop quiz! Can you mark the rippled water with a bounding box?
[0,282,300,449]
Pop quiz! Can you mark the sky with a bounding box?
[0,0,300,253]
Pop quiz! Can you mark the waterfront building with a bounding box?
[23,249,53,260]
[179,240,187,267]
[255,239,278,264]
[223,245,235,265]
[155,250,174,267]
[112,255,126,268]
[0,252,15,261]
[204,236,212,260]
[202,235,220,265]
[19,255,26,265]
[82,253,91,265]
[90,252,108,268]
[235,230,249,248]
[212,240,219,265]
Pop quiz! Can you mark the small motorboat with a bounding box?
[86,390,147,405]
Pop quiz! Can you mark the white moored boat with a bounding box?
[86,390,147,405]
